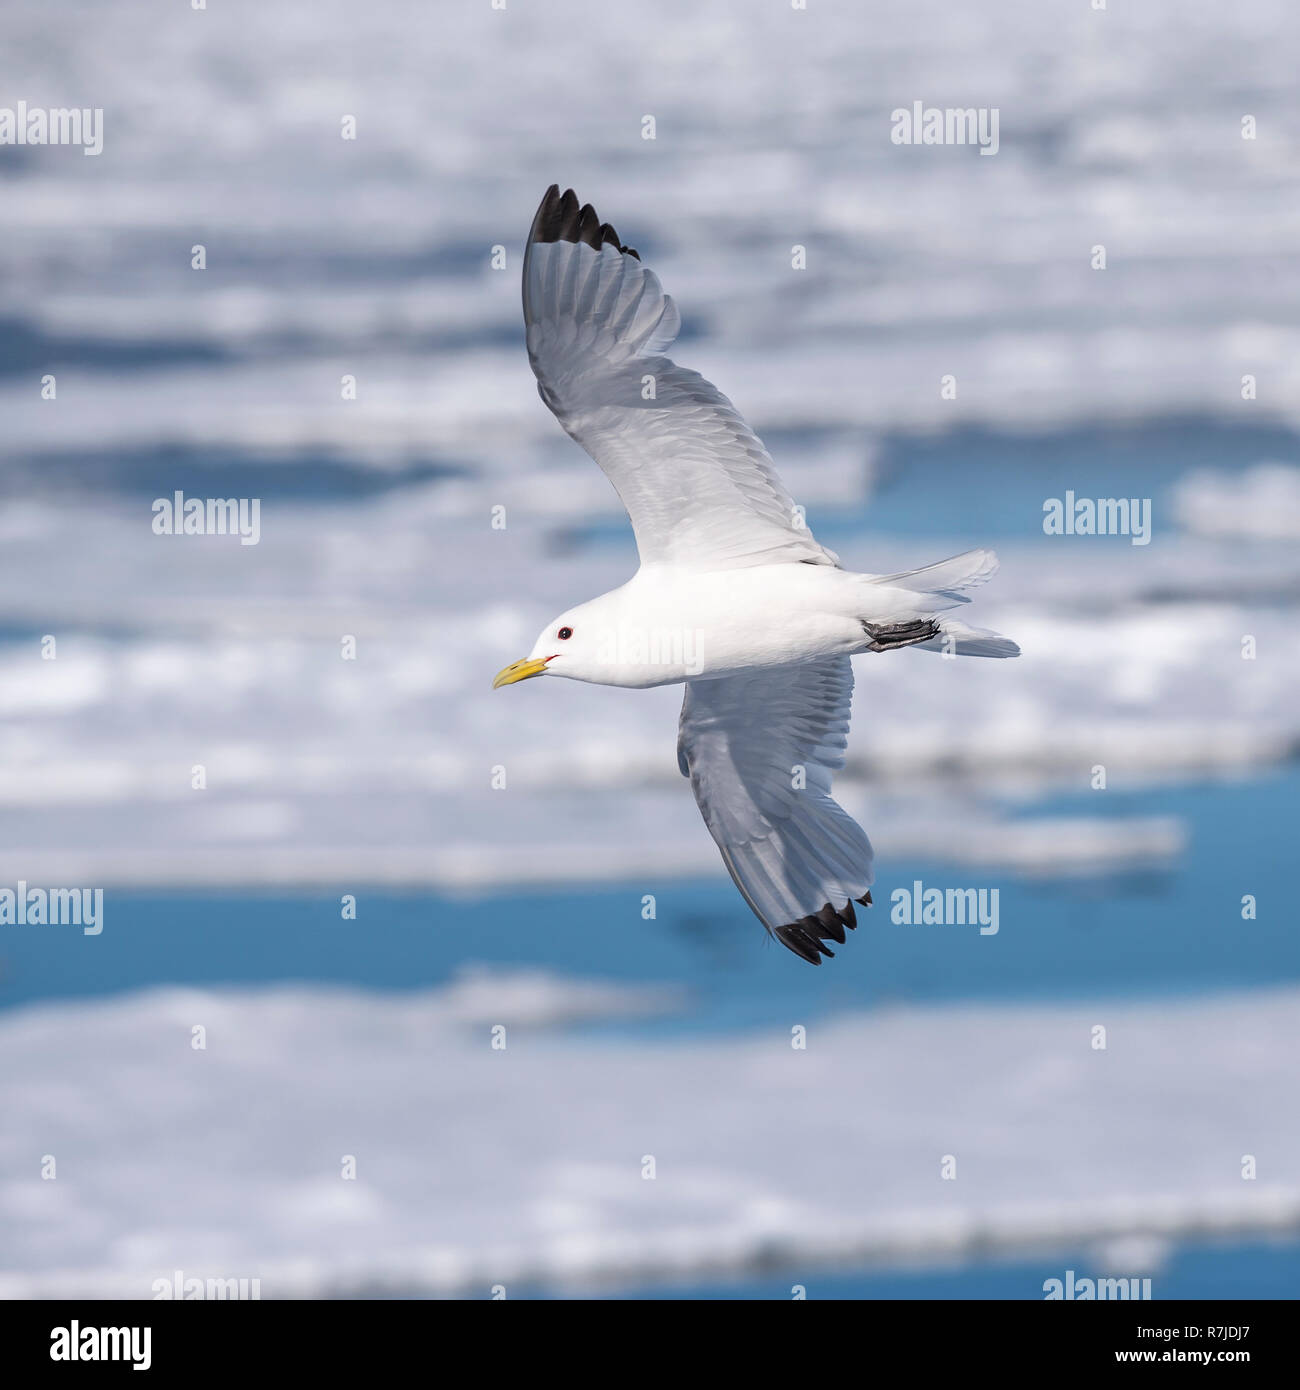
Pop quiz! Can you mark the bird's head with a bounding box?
[492,600,605,689]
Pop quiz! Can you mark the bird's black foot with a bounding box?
[863,618,942,653]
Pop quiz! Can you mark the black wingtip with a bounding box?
[774,900,861,965]
[529,186,640,260]
[774,924,824,964]
[817,903,847,946]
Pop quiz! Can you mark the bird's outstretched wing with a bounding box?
[676,656,873,963]
[523,185,838,571]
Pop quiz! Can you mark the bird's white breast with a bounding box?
[579,564,869,688]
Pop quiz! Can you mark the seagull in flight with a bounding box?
[494,186,1019,964]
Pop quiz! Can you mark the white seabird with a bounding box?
[495,186,1019,965]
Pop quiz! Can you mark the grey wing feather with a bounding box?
[676,656,873,964]
[523,185,839,571]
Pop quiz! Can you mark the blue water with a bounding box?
[851,418,1300,541]
[6,763,1294,1298]
[586,1235,1300,1300]
[3,770,1295,1035]
[571,417,1300,550]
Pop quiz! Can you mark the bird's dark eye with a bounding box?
[557,626,573,640]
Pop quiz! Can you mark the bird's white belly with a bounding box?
[591,564,868,687]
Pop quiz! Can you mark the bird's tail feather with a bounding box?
[870,547,1000,603]
[867,549,1019,656]
[918,619,1020,658]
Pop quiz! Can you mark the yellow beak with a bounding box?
[492,657,549,689]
